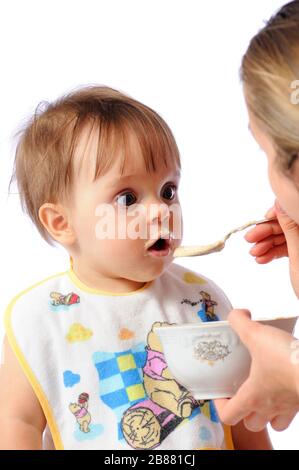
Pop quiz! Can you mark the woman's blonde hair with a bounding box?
[241,0,299,173]
[10,85,181,244]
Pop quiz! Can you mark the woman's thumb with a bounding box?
[227,309,261,350]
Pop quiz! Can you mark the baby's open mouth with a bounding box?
[145,237,172,257]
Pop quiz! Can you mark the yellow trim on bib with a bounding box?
[68,257,153,296]
[4,271,68,451]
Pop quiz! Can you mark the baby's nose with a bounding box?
[148,202,170,225]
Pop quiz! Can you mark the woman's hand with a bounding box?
[215,310,299,432]
[245,200,299,297]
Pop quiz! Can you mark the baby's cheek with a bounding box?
[106,238,143,265]
[70,212,92,248]
[97,237,126,252]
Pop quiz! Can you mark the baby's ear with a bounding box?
[39,203,76,247]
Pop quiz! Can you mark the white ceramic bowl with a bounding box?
[155,317,297,400]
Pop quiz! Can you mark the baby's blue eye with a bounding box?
[116,192,137,206]
[162,184,177,200]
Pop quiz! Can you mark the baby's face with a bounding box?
[67,126,182,283]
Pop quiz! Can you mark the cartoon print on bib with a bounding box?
[181,291,219,322]
[92,322,218,449]
[92,342,147,445]
[50,291,80,306]
[142,322,197,418]
[183,272,207,285]
[199,425,212,442]
[63,370,81,387]
[119,328,135,340]
[69,392,105,441]
[69,392,91,433]
[66,323,93,342]
[49,291,80,312]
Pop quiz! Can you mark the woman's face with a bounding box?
[247,109,299,225]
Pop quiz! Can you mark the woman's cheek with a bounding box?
[267,166,299,220]
[267,163,280,198]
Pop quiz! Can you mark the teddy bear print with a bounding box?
[69,392,91,433]
[143,322,197,418]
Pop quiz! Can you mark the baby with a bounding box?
[1,86,271,450]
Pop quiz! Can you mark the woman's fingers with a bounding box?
[245,219,288,263]
[245,221,283,243]
[270,413,297,432]
[214,398,230,419]
[243,412,268,432]
[232,408,296,433]
[215,381,255,425]
[249,234,286,257]
[255,245,289,264]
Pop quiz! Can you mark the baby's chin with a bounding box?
[130,258,174,284]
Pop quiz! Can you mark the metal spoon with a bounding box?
[173,217,277,258]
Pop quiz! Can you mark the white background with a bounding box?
[0,0,298,450]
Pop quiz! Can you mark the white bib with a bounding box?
[4,262,233,450]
